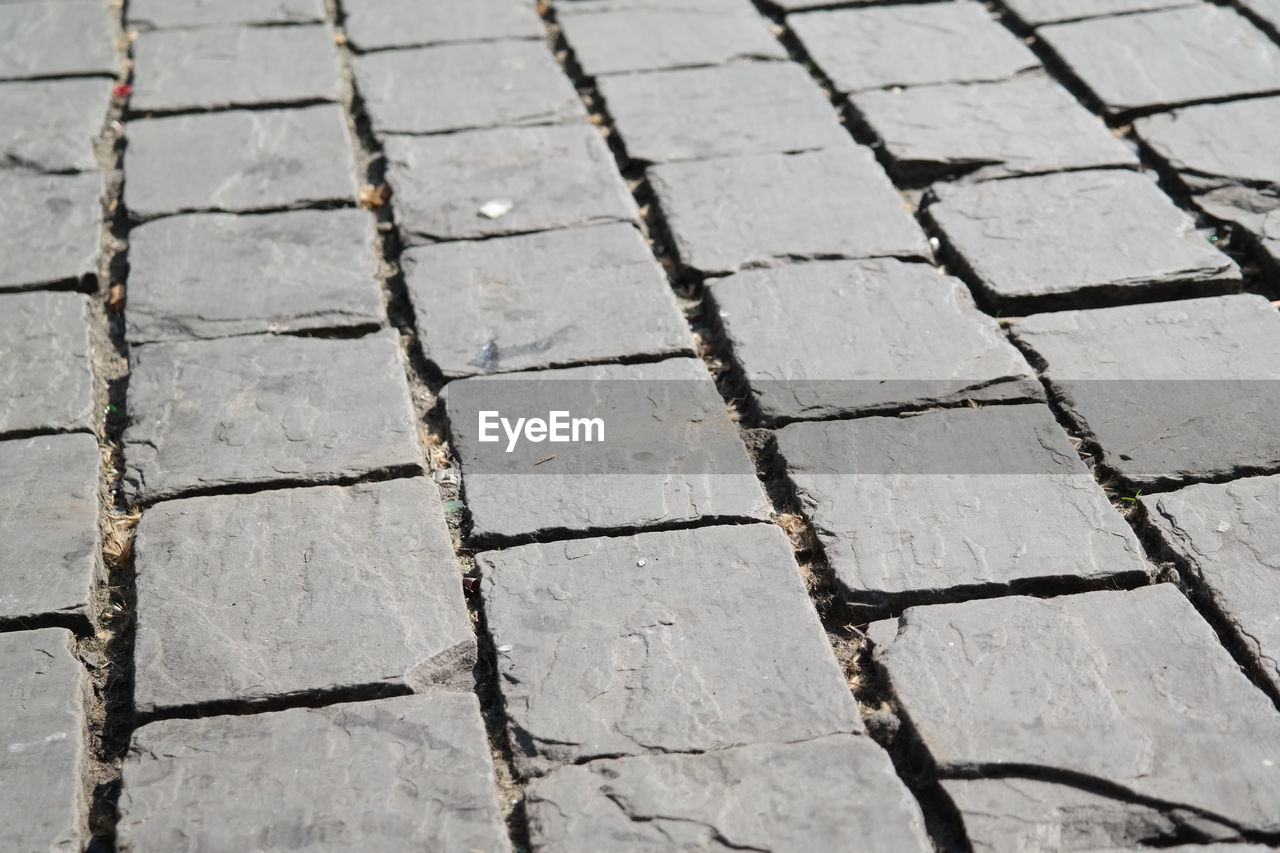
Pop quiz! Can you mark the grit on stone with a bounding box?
[526,736,932,852]
[0,78,110,172]
[0,291,93,434]
[127,0,326,28]
[1011,294,1280,487]
[132,479,474,712]
[1038,6,1280,115]
[126,209,384,344]
[927,169,1240,311]
[124,105,357,218]
[1144,476,1280,694]
[402,223,691,377]
[123,329,422,502]
[353,41,585,135]
[789,2,1039,93]
[0,171,101,292]
[648,143,930,276]
[385,124,638,242]
[851,71,1138,182]
[598,62,847,164]
[130,24,342,113]
[0,434,98,621]
[1001,0,1198,26]
[0,628,82,853]
[0,0,116,80]
[775,405,1150,603]
[341,0,543,50]
[710,258,1038,421]
[876,585,1280,832]
[479,524,861,775]
[116,694,512,853]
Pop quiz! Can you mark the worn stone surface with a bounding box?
[0,628,81,852]
[402,222,691,377]
[385,124,637,242]
[1002,0,1198,25]
[0,78,109,172]
[649,142,930,275]
[0,0,116,80]
[0,291,93,434]
[527,736,931,852]
[117,693,512,853]
[1145,476,1280,695]
[790,2,1039,93]
[928,169,1240,311]
[1012,294,1280,487]
[125,105,357,218]
[0,171,101,291]
[0,435,98,621]
[599,61,846,164]
[128,0,326,28]
[480,524,860,775]
[133,479,473,711]
[354,40,584,135]
[130,25,342,113]
[852,72,1138,182]
[1039,6,1280,115]
[126,209,384,344]
[342,0,543,49]
[776,405,1149,602]
[123,329,422,502]
[876,584,1280,833]
[711,258,1038,421]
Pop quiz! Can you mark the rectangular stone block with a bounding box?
[117,693,512,853]
[0,78,110,172]
[0,0,116,80]
[343,0,543,50]
[126,209,384,344]
[1002,0,1197,25]
[0,291,93,434]
[123,329,423,502]
[127,0,326,28]
[0,171,101,292]
[402,222,691,377]
[479,524,861,775]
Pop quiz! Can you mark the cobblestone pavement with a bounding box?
[3,0,1280,850]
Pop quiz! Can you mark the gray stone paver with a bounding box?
[527,736,932,852]
[124,104,357,218]
[790,2,1039,93]
[123,329,422,502]
[480,524,860,775]
[127,0,326,29]
[402,222,691,377]
[0,78,109,172]
[1002,0,1198,26]
[342,0,544,50]
[126,209,384,344]
[0,434,98,621]
[0,291,93,434]
[0,171,101,292]
[1245,0,1280,32]
[130,24,342,113]
[0,628,81,852]
[0,0,116,81]
[117,693,512,853]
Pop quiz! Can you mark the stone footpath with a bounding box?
[2,0,1280,850]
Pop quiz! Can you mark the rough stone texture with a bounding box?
[128,0,326,28]
[0,171,101,291]
[402,222,691,377]
[1012,294,1280,487]
[341,0,543,50]
[649,142,930,276]
[130,24,342,113]
[1002,0,1198,25]
[124,105,357,218]
[445,358,771,543]
[0,291,93,434]
[117,693,512,853]
[775,405,1150,603]
[479,524,861,775]
[123,329,422,502]
[126,209,384,344]
[928,170,1240,311]
[1144,476,1280,695]
[599,61,848,164]
[852,72,1138,182]
[1039,7,1280,115]
[385,124,638,242]
[0,0,116,80]
[354,40,585,135]
[0,628,81,852]
[790,2,1039,93]
[0,435,98,621]
[133,479,473,711]
[876,584,1280,834]
[0,78,110,172]
[527,736,932,852]
[710,258,1038,421]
